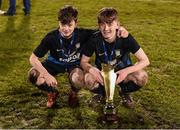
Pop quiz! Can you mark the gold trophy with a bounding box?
[100,64,119,124]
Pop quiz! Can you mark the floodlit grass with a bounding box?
[0,0,179,128]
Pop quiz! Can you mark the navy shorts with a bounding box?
[42,60,80,76]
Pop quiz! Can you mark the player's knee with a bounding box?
[28,68,40,84]
[70,68,85,89]
[135,70,148,87]
[84,73,93,85]
[70,68,84,84]
[71,72,82,84]
[84,73,97,90]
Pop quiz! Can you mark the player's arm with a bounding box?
[121,48,149,74]
[29,53,57,87]
[29,53,49,76]
[80,55,104,85]
[116,48,150,84]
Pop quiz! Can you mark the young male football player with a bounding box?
[81,7,150,108]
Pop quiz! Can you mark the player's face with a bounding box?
[99,20,119,41]
[59,20,77,39]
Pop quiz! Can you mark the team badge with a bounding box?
[115,50,121,56]
[75,42,80,48]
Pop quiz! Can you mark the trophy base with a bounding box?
[98,102,119,124]
[99,114,119,124]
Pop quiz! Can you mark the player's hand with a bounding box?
[89,67,104,85]
[115,69,128,84]
[43,73,58,87]
[117,26,129,38]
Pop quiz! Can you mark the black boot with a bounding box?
[119,91,134,108]
[68,86,79,107]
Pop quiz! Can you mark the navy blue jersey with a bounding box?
[33,28,95,66]
[82,31,140,71]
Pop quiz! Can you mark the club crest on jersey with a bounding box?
[75,42,80,49]
[115,50,121,56]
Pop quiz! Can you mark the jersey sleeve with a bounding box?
[33,35,51,58]
[126,34,140,54]
[82,36,96,57]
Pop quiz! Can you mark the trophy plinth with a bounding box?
[100,64,119,124]
[100,102,119,124]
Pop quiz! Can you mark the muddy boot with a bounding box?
[47,92,59,108]
[68,89,79,107]
[119,91,134,108]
